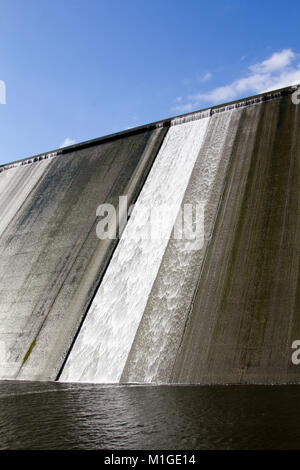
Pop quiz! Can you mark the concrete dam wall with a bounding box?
[0,85,299,384]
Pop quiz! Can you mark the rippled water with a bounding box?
[0,382,300,450]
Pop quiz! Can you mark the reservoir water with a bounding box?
[1,381,300,450]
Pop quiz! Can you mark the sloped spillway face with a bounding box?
[121,109,241,383]
[172,95,300,384]
[0,128,166,381]
[60,117,210,383]
[0,160,52,239]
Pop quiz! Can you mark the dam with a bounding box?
[0,84,299,384]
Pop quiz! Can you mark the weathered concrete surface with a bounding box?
[1,85,300,385]
[0,160,52,238]
[0,128,167,380]
[172,95,300,384]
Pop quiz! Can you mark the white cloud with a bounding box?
[174,102,194,113]
[249,49,295,73]
[173,49,300,112]
[60,137,76,148]
[0,80,6,104]
[200,72,212,82]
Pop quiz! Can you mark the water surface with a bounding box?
[0,382,299,450]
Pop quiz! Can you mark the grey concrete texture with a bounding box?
[0,84,299,384]
[0,128,167,380]
[172,95,300,384]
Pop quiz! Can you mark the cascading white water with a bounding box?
[170,109,211,126]
[60,116,210,383]
[121,109,241,383]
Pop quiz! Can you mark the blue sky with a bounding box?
[0,0,300,165]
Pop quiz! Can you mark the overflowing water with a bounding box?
[122,110,239,383]
[170,109,211,126]
[61,117,210,383]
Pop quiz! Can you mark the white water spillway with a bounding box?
[60,116,210,383]
[121,110,238,383]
